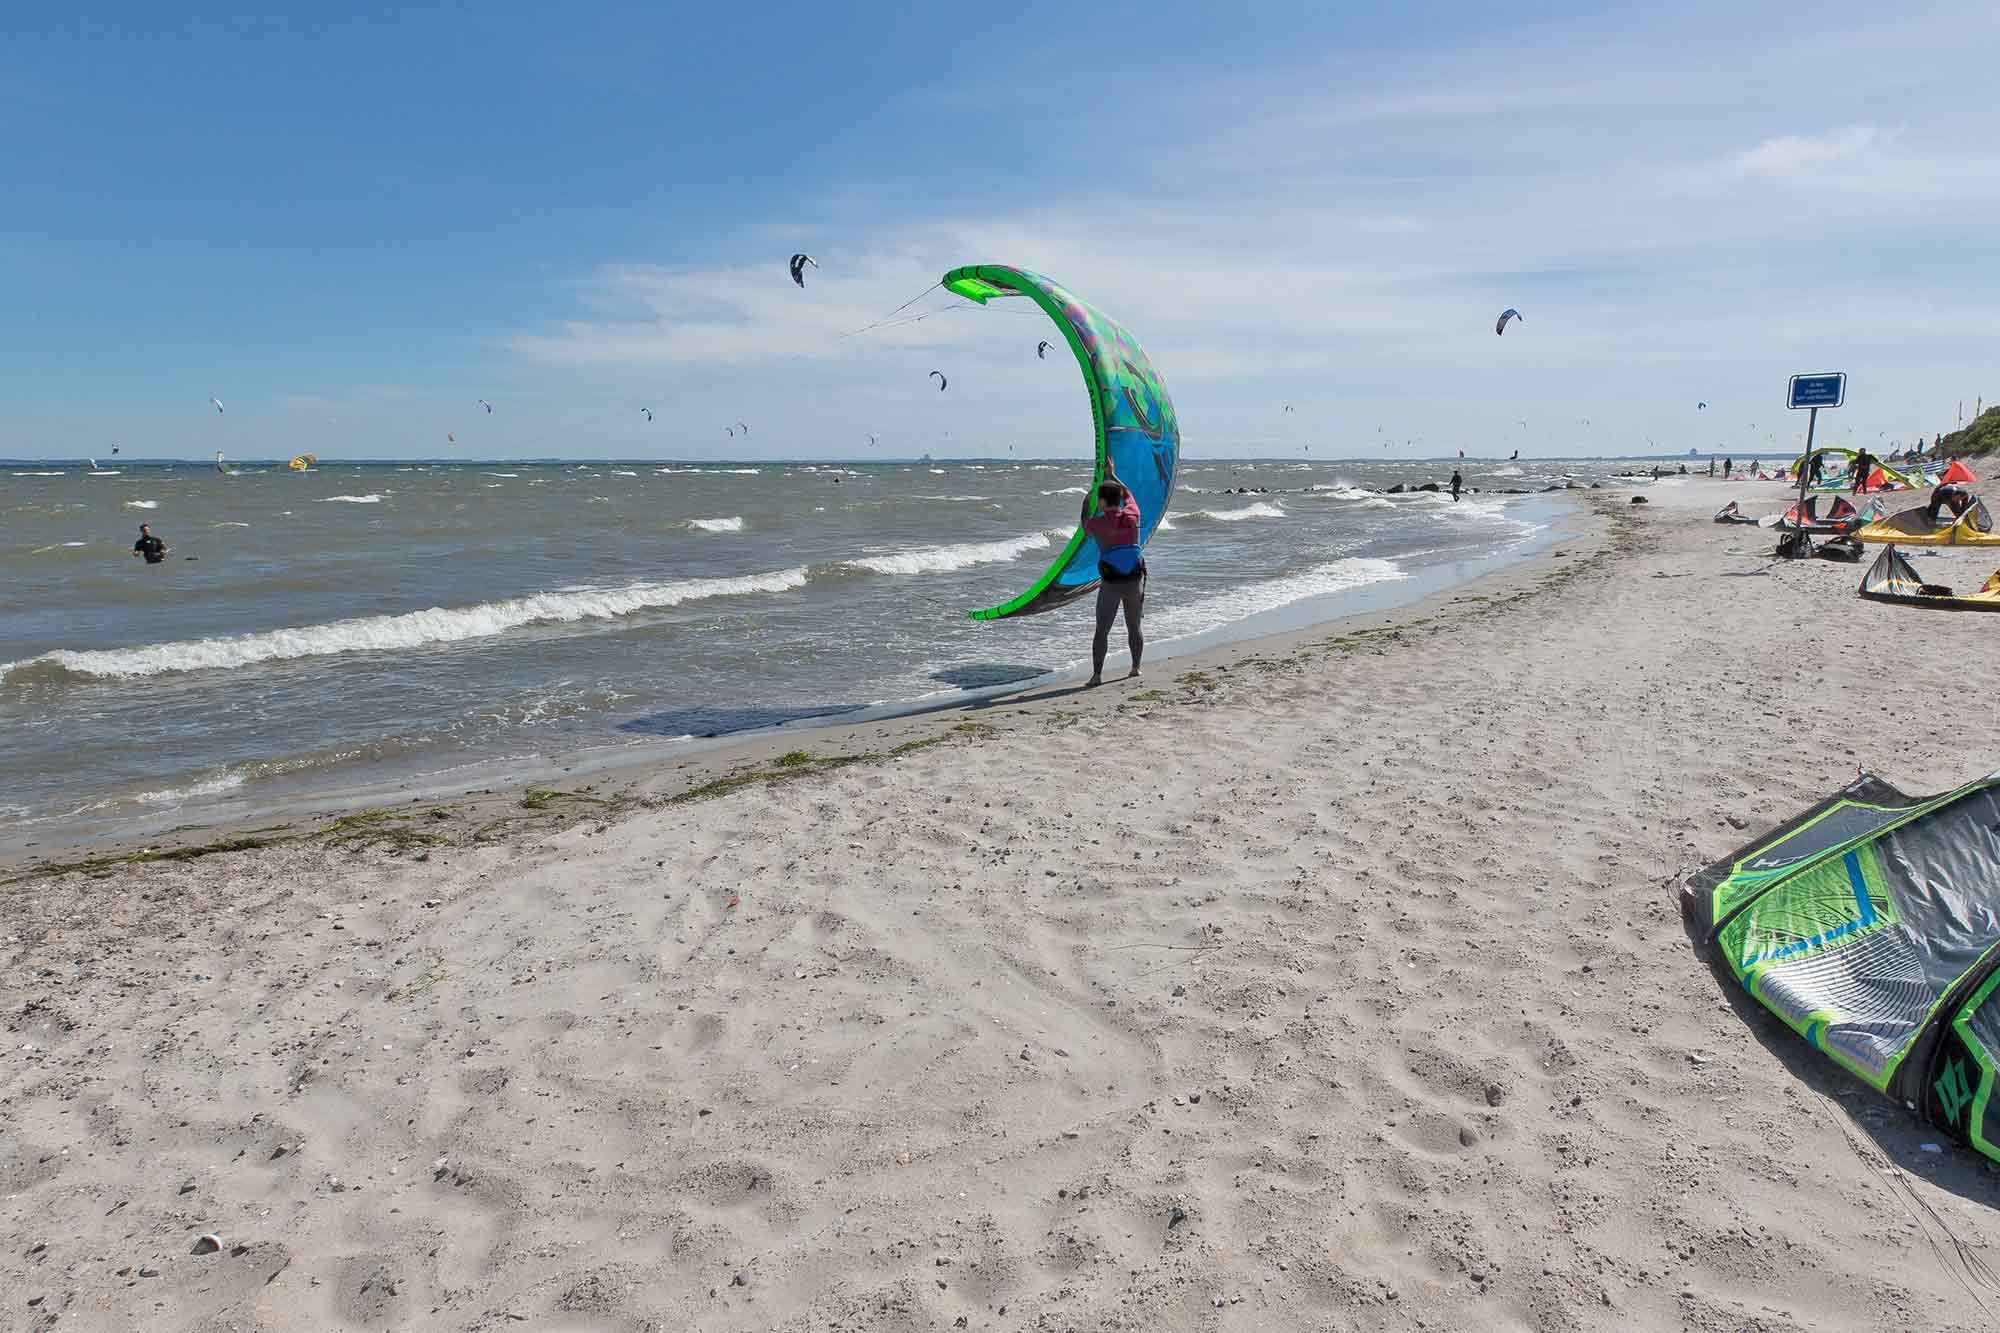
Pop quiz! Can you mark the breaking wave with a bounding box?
[318,494,382,504]
[687,516,744,533]
[1151,557,1410,640]
[1,568,812,683]
[1180,501,1285,523]
[843,530,1064,576]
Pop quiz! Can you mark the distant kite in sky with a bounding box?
[725,426,735,438]
[1283,404,1294,413]
[867,434,877,446]
[789,254,817,287]
[641,408,653,422]
[447,432,456,444]
[1495,308,1522,336]
[736,420,748,435]
[210,397,225,413]
[1698,401,1708,410]
[1036,340,1052,359]
[930,370,947,391]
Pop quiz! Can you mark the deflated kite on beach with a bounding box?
[940,264,1180,620]
[1685,771,2000,1166]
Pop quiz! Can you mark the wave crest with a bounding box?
[1,568,811,683]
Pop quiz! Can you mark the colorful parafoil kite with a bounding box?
[287,453,317,471]
[937,264,1179,620]
[929,371,948,392]
[789,254,817,287]
[1495,308,1522,336]
[1687,769,2000,1167]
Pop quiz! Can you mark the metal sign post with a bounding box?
[1786,374,1847,559]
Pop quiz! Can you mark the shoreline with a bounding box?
[3,493,1588,869]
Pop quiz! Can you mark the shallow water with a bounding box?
[1,456,1624,837]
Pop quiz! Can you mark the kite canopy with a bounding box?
[1495,308,1522,336]
[1775,495,1861,534]
[1857,499,2000,546]
[288,453,317,472]
[941,265,1180,620]
[1794,446,1923,493]
[1859,547,2000,610]
[1941,459,1979,486]
[1685,771,2000,1165]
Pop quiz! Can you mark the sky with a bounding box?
[4,1,1997,462]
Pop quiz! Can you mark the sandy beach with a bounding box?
[7,478,2000,1331]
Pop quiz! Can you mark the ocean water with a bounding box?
[1,456,1624,843]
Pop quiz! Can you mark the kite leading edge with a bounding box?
[940,265,1180,620]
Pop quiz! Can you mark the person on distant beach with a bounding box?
[1723,457,1733,478]
[1808,453,1827,486]
[131,523,168,564]
[1084,458,1144,687]
[1449,469,1463,502]
[1851,448,1874,495]
[1707,459,1715,476]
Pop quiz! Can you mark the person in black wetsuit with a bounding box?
[1850,448,1874,496]
[1926,482,1976,527]
[1449,469,1463,502]
[131,523,169,564]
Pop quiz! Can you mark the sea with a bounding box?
[0,456,1649,848]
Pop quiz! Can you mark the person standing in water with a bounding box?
[1449,469,1463,502]
[131,523,169,564]
[1084,457,1145,687]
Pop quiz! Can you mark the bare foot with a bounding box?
[1126,666,1142,678]
[1085,676,1102,688]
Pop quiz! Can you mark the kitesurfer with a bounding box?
[1850,448,1874,496]
[1449,469,1463,502]
[131,523,169,565]
[1723,457,1734,478]
[1925,482,1976,526]
[1083,458,1144,688]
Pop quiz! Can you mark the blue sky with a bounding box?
[4,1,1995,461]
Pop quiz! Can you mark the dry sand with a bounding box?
[6,478,2000,1331]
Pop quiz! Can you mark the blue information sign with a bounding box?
[1788,373,1846,410]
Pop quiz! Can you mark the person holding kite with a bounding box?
[1083,457,1145,687]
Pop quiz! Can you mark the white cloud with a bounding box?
[1732,124,1887,175]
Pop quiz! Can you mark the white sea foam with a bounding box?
[212,521,252,528]
[1152,557,1409,641]
[846,530,1061,576]
[912,495,991,502]
[12,471,63,477]
[133,770,249,805]
[1,567,812,682]
[688,516,744,533]
[481,472,519,478]
[1041,486,1089,496]
[124,499,158,509]
[611,470,638,476]
[1184,501,1285,522]
[318,494,382,504]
